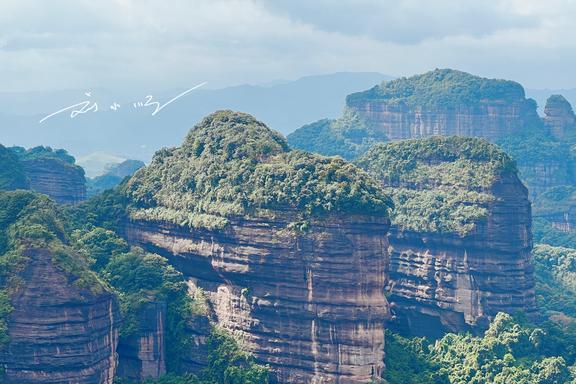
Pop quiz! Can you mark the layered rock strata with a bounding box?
[125,213,390,383]
[0,191,119,384]
[345,69,540,143]
[21,157,86,204]
[1,249,119,384]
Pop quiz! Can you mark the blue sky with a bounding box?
[1,0,575,92]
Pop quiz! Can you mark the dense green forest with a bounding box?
[0,145,28,191]
[384,313,576,384]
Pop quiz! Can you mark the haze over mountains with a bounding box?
[1,70,571,163]
[0,72,391,161]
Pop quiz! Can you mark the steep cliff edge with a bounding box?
[11,146,87,204]
[120,110,393,383]
[0,191,119,383]
[357,137,537,337]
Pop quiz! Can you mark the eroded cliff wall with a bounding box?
[1,249,119,384]
[124,213,390,383]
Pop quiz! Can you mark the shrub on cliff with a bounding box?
[124,110,392,230]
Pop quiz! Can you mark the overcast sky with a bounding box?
[1,0,575,92]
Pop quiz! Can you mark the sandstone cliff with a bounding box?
[288,70,576,200]
[358,137,537,337]
[0,191,119,384]
[120,110,393,383]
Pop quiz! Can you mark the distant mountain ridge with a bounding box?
[0,72,392,161]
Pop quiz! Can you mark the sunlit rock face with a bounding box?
[358,137,537,338]
[125,204,391,383]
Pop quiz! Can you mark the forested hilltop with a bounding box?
[346,68,528,108]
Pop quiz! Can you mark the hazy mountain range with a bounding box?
[0,71,573,162]
[0,72,392,161]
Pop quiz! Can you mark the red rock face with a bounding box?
[386,172,537,337]
[124,213,390,384]
[21,158,86,204]
[0,248,119,384]
[347,100,539,142]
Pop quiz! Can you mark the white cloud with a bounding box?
[0,0,575,92]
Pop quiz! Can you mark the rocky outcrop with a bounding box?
[125,213,390,383]
[120,111,393,383]
[117,301,167,381]
[544,95,576,140]
[1,248,119,384]
[21,158,86,204]
[358,137,537,337]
